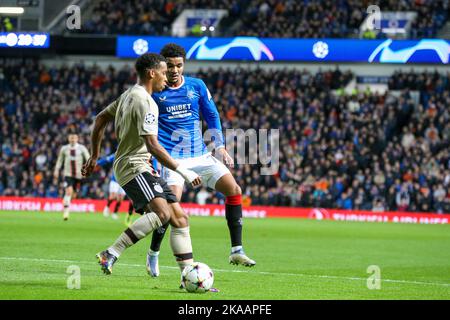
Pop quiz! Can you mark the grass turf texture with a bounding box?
[0,211,449,300]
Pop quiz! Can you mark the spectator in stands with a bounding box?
[196,188,211,205]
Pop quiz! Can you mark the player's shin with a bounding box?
[225,195,243,252]
[108,212,163,258]
[170,226,193,272]
[128,202,134,215]
[150,222,169,253]
[63,195,71,220]
[111,200,121,220]
[114,201,121,213]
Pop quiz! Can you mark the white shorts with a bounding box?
[109,180,126,196]
[161,153,230,189]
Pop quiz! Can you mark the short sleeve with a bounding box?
[105,99,118,116]
[136,97,158,136]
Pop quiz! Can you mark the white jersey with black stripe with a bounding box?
[54,143,90,179]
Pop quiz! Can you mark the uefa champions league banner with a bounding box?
[116,36,450,64]
[0,197,448,224]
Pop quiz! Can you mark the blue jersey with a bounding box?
[97,154,116,182]
[152,76,224,159]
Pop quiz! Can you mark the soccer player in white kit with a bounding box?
[82,53,203,281]
[53,133,90,221]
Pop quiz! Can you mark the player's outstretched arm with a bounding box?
[82,109,114,177]
[143,135,202,188]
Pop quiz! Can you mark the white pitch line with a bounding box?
[0,256,449,288]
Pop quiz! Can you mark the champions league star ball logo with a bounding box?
[312,41,329,59]
[133,39,149,55]
[153,183,163,193]
[144,113,156,124]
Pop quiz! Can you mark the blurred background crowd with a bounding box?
[70,0,448,39]
[1,59,449,213]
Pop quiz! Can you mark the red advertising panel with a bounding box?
[0,196,448,224]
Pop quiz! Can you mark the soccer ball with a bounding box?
[181,262,214,293]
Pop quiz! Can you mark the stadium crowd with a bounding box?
[79,0,246,35]
[76,0,448,38]
[238,0,448,39]
[0,58,449,213]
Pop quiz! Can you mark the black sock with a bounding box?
[106,199,113,207]
[114,201,121,213]
[150,222,169,252]
[226,203,243,247]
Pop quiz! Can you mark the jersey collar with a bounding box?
[134,83,152,97]
[167,76,185,90]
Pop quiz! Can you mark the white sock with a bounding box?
[109,212,162,258]
[170,226,193,272]
[63,195,71,217]
[108,247,121,258]
[232,246,243,253]
[130,212,162,238]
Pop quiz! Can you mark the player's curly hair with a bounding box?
[160,43,186,60]
[135,53,166,80]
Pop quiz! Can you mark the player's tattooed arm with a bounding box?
[82,109,114,177]
[143,135,202,187]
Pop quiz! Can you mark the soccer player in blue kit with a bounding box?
[146,43,256,277]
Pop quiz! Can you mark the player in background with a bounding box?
[147,43,255,277]
[53,133,90,221]
[82,53,202,278]
[98,153,126,221]
[97,153,136,226]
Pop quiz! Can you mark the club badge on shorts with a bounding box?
[153,183,163,193]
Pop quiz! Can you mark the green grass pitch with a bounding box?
[0,211,449,300]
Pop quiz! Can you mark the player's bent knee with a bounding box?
[170,214,188,228]
[234,184,242,196]
[65,188,73,197]
[154,210,170,225]
[217,175,242,196]
[225,183,241,196]
[149,198,171,225]
[170,217,187,228]
[169,204,189,228]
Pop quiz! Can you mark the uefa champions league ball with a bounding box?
[181,262,214,293]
